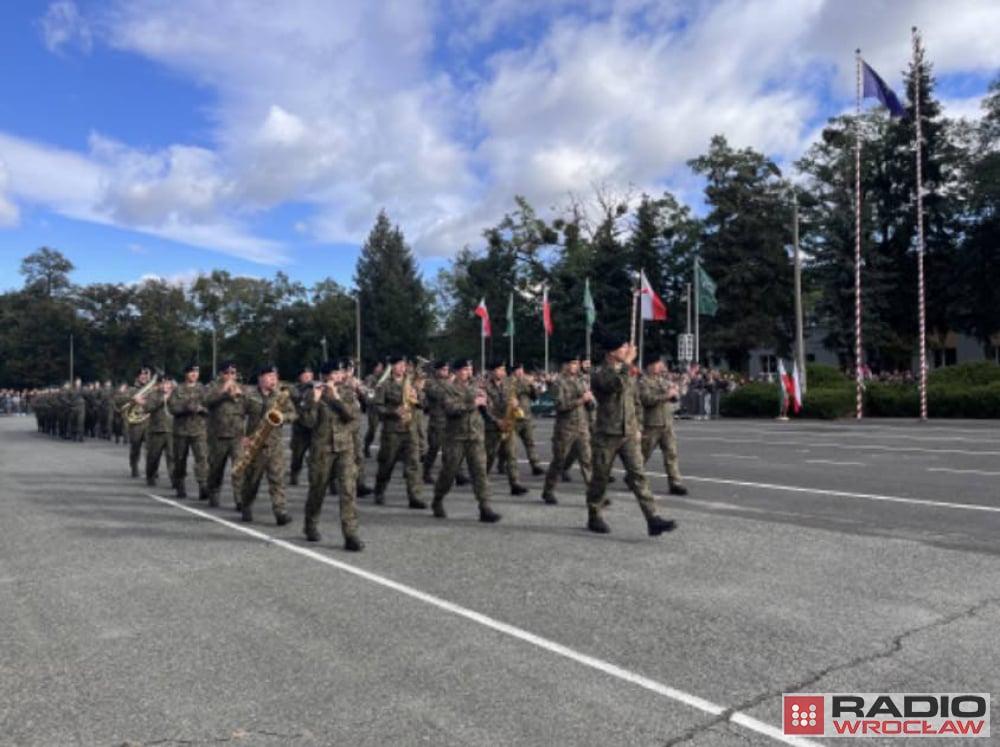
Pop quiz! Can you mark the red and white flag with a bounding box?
[542,285,554,337]
[779,359,800,413]
[639,269,668,321]
[474,298,491,338]
[792,361,803,411]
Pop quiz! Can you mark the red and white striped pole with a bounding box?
[854,50,864,419]
[913,27,929,422]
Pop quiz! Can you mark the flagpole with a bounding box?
[913,27,928,422]
[509,292,515,368]
[854,49,864,420]
[694,256,700,365]
[638,270,645,366]
[481,326,485,377]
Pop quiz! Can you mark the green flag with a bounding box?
[583,278,596,332]
[504,292,514,337]
[697,264,718,317]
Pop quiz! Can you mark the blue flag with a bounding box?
[862,61,907,119]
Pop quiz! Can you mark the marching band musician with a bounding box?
[540,354,593,505]
[204,360,246,509]
[510,362,546,476]
[343,360,374,498]
[430,359,501,523]
[288,365,314,487]
[483,361,529,496]
[124,366,153,477]
[299,359,364,552]
[639,357,689,496]
[372,355,425,509]
[239,365,295,525]
[142,376,175,488]
[168,364,210,501]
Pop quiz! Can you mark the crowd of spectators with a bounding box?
[0,389,34,415]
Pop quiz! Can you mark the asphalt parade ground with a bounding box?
[1,415,998,746]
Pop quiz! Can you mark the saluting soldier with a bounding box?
[483,361,528,496]
[540,354,594,505]
[639,358,688,496]
[299,359,364,551]
[168,364,210,500]
[510,363,546,476]
[204,360,246,509]
[288,366,314,486]
[143,377,175,487]
[372,355,425,509]
[431,359,501,523]
[124,367,153,475]
[585,335,678,537]
[239,364,295,525]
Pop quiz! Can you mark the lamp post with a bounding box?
[354,293,362,377]
[320,336,328,362]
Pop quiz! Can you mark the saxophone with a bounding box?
[232,388,290,479]
[399,373,419,427]
[121,374,159,425]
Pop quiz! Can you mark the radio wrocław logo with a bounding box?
[783,693,990,738]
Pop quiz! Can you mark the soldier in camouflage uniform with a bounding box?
[168,364,210,500]
[204,361,246,509]
[239,365,295,525]
[142,377,175,487]
[362,361,385,458]
[639,358,688,496]
[431,359,501,523]
[540,354,594,505]
[112,383,128,444]
[124,367,153,475]
[421,360,450,483]
[299,359,363,551]
[98,381,115,440]
[344,361,373,497]
[288,366,314,486]
[585,336,678,537]
[510,363,546,475]
[372,355,425,509]
[68,379,86,442]
[483,361,528,496]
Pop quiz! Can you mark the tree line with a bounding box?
[2,54,999,388]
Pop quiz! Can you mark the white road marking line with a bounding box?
[642,472,1000,514]
[927,467,1000,477]
[805,459,866,467]
[682,435,1000,457]
[709,453,760,460]
[147,492,818,747]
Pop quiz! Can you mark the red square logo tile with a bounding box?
[784,694,824,736]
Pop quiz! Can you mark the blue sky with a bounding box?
[1,0,997,294]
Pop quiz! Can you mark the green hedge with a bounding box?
[720,380,855,419]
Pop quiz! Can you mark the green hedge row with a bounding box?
[721,362,1000,419]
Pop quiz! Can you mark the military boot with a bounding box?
[587,514,610,534]
[647,516,678,536]
[479,506,502,523]
[344,535,365,552]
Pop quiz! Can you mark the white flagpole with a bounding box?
[854,49,864,419]
[694,256,701,365]
[509,292,515,368]
[913,27,929,422]
[639,270,645,366]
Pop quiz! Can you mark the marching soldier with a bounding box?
[143,377,175,487]
[124,367,153,475]
[511,362,546,476]
[168,364,210,500]
[239,364,295,525]
[98,380,115,440]
[421,360,450,483]
[362,361,385,458]
[430,359,501,523]
[540,354,593,505]
[639,358,688,496]
[289,365,314,486]
[68,378,86,442]
[344,360,374,497]
[483,361,528,496]
[585,335,678,537]
[204,361,246,509]
[372,355,425,509]
[299,359,364,551]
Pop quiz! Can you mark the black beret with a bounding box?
[258,364,278,376]
[510,361,525,371]
[183,363,200,374]
[432,359,449,371]
[488,359,507,371]
[319,359,338,375]
[218,359,236,373]
[299,364,313,374]
[560,352,580,364]
[601,333,630,351]
[387,354,406,365]
[451,358,472,370]
[137,365,152,375]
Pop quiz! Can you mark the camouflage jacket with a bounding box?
[638,375,676,430]
[203,381,247,439]
[591,361,641,438]
[168,382,208,437]
[442,378,485,442]
[143,389,174,434]
[299,383,358,453]
[551,374,590,436]
[244,387,295,450]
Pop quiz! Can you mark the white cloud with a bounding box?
[7,0,999,268]
[39,1,92,55]
[0,161,20,227]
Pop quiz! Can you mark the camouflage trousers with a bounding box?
[127,422,148,472]
[240,443,287,515]
[208,437,244,505]
[146,431,174,482]
[543,430,592,496]
[306,447,358,539]
[641,425,682,483]
[586,432,657,519]
[514,418,542,468]
[289,428,311,483]
[375,429,422,502]
[433,438,492,508]
[484,428,519,486]
[173,432,209,489]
